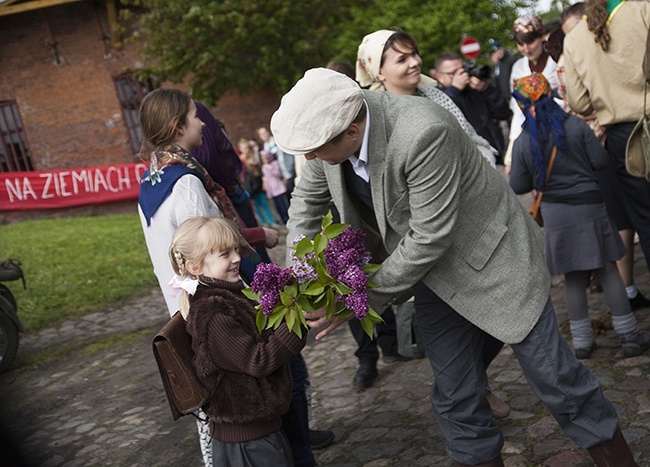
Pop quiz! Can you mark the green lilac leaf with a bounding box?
[335,283,354,295]
[314,233,328,255]
[294,237,313,258]
[362,263,381,274]
[280,290,294,307]
[360,316,375,339]
[323,223,346,238]
[297,295,315,312]
[242,288,260,300]
[303,284,325,296]
[256,311,267,334]
[268,308,287,329]
[322,210,333,229]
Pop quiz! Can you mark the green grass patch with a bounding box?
[0,213,157,332]
[81,328,154,354]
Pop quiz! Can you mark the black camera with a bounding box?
[462,63,492,80]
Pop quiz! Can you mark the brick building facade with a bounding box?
[0,0,281,174]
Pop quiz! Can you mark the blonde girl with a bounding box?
[169,217,306,467]
[169,217,244,318]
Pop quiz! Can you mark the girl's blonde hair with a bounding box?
[138,88,191,150]
[169,217,243,318]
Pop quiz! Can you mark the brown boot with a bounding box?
[587,426,638,466]
[457,455,505,467]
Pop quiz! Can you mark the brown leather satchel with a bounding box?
[529,146,558,227]
[152,311,209,421]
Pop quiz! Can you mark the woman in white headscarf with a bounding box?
[355,28,511,420]
[356,29,497,168]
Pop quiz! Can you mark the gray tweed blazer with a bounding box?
[286,90,550,344]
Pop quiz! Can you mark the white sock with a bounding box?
[570,318,594,349]
[626,285,639,299]
[612,313,638,336]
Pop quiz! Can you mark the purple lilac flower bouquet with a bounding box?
[242,211,384,338]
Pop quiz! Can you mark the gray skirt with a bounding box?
[542,202,626,276]
[211,430,294,467]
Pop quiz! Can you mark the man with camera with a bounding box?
[433,51,510,164]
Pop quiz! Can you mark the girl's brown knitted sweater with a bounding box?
[185,277,306,442]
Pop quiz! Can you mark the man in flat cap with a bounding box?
[271,68,637,466]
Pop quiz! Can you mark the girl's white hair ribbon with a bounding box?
[168,274,199,297]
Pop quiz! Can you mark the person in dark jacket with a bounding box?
[433,51,510,161]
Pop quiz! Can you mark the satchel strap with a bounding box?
[544,146,558,185]
[531,145,558,208]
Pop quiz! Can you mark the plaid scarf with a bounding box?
[147,145,241,226]
[143,145,258,262]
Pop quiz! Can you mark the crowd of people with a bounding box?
[232,126,296,230]
[136,1,650,465]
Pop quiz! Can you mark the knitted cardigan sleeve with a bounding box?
[189,293,306,379]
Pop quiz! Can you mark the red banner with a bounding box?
[0,163,149,211]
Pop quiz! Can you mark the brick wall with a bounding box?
[0,4,139,170]
[0,2,282,174]
[215,89,281,149]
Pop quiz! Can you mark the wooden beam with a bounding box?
[0,0,87,17]
[105,0,121,49]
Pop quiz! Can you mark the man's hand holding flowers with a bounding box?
[243,211,383,338]
[302,306,353,340]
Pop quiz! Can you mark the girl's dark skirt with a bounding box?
[212,430,294,467]
[542,202,625,276]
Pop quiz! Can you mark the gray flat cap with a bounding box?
[270,68,364,156]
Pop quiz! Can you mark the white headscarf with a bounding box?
[356,29,439,91]
[356,30,395,90]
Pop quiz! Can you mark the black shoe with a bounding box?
[309,429,335,449]
[621,330,650,357]
[574,341,598,359]
[630,291,650,311]
[353,362,378,388]
[382,353,414,364]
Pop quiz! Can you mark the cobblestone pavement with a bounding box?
[1,233,650,467]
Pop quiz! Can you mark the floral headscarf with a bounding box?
[355,30,395,90]
[512,73,551,111]
[513,14,543,35]
[513,73,569,190]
